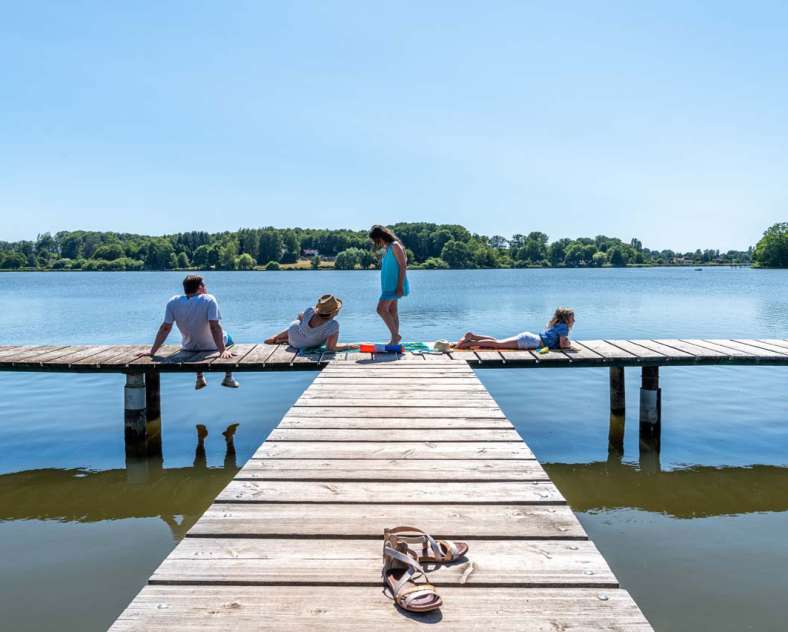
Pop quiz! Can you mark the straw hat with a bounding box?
[315,294,342,317]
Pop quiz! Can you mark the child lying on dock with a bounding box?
[265,294,357,352]
[453,307,575,351]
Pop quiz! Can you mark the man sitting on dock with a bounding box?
[138,274,239,390]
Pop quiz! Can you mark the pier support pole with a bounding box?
[639,366,661,467]
[609,367,625,415]
[124,372,147,458]
[144,369,163,461]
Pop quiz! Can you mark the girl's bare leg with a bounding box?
[376,300,400,344]
[264,330,289,345]
[387,300,401,345]
[473,336,522,350]
[454,332,497,349]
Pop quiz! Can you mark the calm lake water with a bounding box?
[1,268,787,631]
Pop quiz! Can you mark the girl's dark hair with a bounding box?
[368,224,399,245]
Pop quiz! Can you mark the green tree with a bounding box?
[237,253,256,270]
[753,223,788,267]
[1,253,27,269]
[145,239,175,270]
[441,240,475,268]
[591,251,608,267]
[422,257,449,269]
[334,248,361,270]
[258,230,283,264]
[608,247,625,267]
[265,260,281,271]
[311,254,321,269]
[176,252,190,268]
[219,245,238,270]
[93,243,125,260]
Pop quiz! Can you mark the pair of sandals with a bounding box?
[382,526,469,614]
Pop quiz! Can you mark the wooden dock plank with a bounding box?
[300,387,492,397]
[110,586,651,631]
[254,441,535,459]
[6,345,72,364]
[733,339,788,356]
[313,377,481,386]
[707,339,786,358]
[681,339,754,357]
[37,345,116,367]
[280,406,506,418]
[498,350,539,365]
[758,339,788,351]
[575,340,638,361]
[188,503,585,539]
[216,480,565,504]
[150,538,617,587]
[652,339,729,359]
[604,339,665,359]
[266,428,522,442]
[629,339,695,359]
[207,343,258,368]
[12,345,104,367]
[237,344,278,366]
[236,459,546,481]
[293,397,497,407]
[278,417,514,429]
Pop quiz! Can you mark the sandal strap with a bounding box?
[387,526,444,560]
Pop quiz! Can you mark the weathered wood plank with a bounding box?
[732,339,788,356]
[279,417,514,429]
[104,345,177,367]
[707,339,785,358]
[189,503,584,538]
[216,480,564,504]
[14,345,105,366]
[758,338,788,351]
[262,344,298,366]
[281,406,506,418]
[681,339,753,357]
[529,348,571,364]
[266,428,522,442]
[498,350,539,364]
[69,345,142,366]
[629,339,694,359]
[294,397,497,407]
[254,441,534,460]
[37,345,116,367]
[313,377,481,386]
[301,387,491,397]
[560,344,604,362]
[318,371,475,380]
[208,343,258,368]
[150,538,616,587]
[236,459,545,481]
[110,586,651,631]
[652,339,729,359]
[604,339,665,359]
[7,345,72,364]
[237,344,278,366]
[575,340,638,360]
[0,345,28,359]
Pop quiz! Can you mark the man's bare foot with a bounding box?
[196,424,208,440]
[222,423,240,441]
[388,334,402,346]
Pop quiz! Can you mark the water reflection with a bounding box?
[546,461,788,518]
[2,424,240,540]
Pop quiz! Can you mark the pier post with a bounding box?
[639,366,661,426]
[145,370,160,422]
[609,367,625,414]
[608,413,625,457]
[639,366,661,461]
[124,372,147,457]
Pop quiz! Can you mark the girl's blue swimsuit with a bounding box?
[380,245,410,301]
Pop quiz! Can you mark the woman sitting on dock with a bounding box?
[453,307,575,350]
[264,294,356,351]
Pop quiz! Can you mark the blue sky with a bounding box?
[1,1,786,251]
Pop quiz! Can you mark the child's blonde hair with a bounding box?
[548,307,575,328]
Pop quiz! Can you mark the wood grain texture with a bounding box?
[651,339,728,359]
[266,428,522,442]
[707,339,785,358]
[236,458,546,481]
[253,441,535,459]
[110,586,652,631]
[279,406,506,418]
[575,340,637,360]
[604,340,665,359]
[216,480,565,504]
[188,503,586,538]
[628,339,694,359]
[150,538,617,587]
[293,398,497,407]
[732,339,788,356]
[278,417,514,429]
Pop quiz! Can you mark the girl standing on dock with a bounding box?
[369,225,410,346]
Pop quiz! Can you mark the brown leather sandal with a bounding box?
[382,529,442,613]
[386,525,469,564]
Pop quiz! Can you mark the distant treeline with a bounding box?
[1,221,782,271]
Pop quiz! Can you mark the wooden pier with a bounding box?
[109,357,653,630]
[1,338,787,458]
